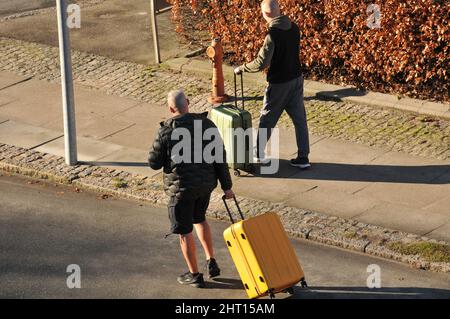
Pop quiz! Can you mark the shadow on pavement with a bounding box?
[287,286,450,299]
[251,160,450,184]
[304,88,367,102]
[204,278,244,290]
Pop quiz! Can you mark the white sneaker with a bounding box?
[253,156,271,164]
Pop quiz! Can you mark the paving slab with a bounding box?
[426,223,450,242]
[111,102,169,125]
[0,78,63,127]
[357,203,448,236]
[0,91,16,107]
[35,136,124,162]
[93,146,160,178]
[231,177,313,203]
[309,137,388,165]
[76,117,137,140]
[0,120,62,149]
[0,78,143,130]
[357,182,450,209]
[365,151,450,183]
[286,189,381,219]
[0,71,29,90]
[0,90,16,106]
[102,125,158,150]
[264,128,324,158]
[289,161,376,188]
[422,195,450,216]
[72,85,143,118]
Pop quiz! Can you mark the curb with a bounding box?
[163,57,450,120]
[1,143,449,273]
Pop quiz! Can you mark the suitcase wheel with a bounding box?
[233,169,241,177]
[301,279,308,288]
[284,287,295,295]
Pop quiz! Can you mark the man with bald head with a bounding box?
[235,0,311,169]
[148,90,234,288]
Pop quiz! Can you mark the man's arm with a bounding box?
[148,127,168,170]
[214,157,232,192]
[206,120,233,191]
[238,34,275,73]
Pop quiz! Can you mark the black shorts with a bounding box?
[168,193,211,235]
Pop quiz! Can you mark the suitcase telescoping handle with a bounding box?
[222,195,245,224]
[234,72,244,110]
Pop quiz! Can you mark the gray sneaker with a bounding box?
[177,272,205,288]
[207,258,221,278]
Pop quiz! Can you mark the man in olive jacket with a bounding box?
[148,90,234,288]
[235,0,311,169]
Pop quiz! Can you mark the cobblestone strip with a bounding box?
[0,143,448,273]
[1,37,449,160]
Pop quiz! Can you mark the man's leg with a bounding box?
[170,195,205,287]
[169,196,202,277]
[193,193,220,278]
[285,75,310,159]
[179,232,198,274]
[256,82,290,159]
[194,221,213,260]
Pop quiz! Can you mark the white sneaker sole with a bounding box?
[253,157,271,165]
[290,163,311,169]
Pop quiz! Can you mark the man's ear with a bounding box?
[169,106,177,114]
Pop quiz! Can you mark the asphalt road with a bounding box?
[0,0,54,17]
[0,0,188,64]
[0,0,171,17]
[0,173,449,299]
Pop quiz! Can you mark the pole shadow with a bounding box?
[249,160,450,184]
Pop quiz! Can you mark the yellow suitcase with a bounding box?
[223,196,307,299]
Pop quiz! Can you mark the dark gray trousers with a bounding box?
[256,75,310,158]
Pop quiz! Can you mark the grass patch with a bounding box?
[344,231,358,239]
[387,241,450,263]
[112,178,128,189]
[184,83,209,96]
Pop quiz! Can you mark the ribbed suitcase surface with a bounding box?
[224,212,305,299]
[210,105,252,170]
[210,73,253,172]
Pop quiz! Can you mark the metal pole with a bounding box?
[56,0,77,165]
[150,0,161,64]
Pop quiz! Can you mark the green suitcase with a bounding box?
[210,73,254,176]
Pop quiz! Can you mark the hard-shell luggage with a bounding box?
[222,196,307,299]
[210,73,253,177]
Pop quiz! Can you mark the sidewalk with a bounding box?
[1,70,449,242]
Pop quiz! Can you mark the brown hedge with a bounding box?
[168,0,449,102]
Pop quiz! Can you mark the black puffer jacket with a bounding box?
[148,112,232,198]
